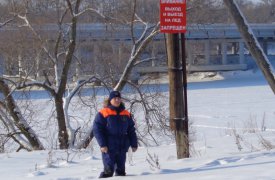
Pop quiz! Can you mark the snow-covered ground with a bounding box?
[1,70,275,180]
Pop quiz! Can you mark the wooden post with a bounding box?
[166,33,189,159]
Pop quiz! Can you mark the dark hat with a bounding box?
[108,91,121,101]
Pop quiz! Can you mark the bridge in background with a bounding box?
[1,23,275,76]
[136,24,275,74]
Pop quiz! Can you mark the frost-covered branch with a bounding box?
[16,14,56,64]
[126,81,168,146]
[82,7,126,24]
[0,17,15,28]
[114,22,160,91]
[223,0,275,94]
[16,8,69,88]
[17,81,55,95]
[134,57,160,66]
[2,74,55,95]
[0,107,33,151]
[0,79,44,150]
[63,76,104,148]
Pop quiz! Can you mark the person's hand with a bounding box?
[101,146,108,153]
[132,147,137,152]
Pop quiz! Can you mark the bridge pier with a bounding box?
[239,40,245,64]
[222,40,227,65]
[186,42,193,67]
[204,40,210,65]
[151,42,158,67]
[93,43,100,65]
[112,42,123,66]
[262,39,268,55]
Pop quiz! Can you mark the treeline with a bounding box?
[1,0,274,25]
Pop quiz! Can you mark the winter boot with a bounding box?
[99,167,114,178]
[115,170,126,176]
[99,172,113,178]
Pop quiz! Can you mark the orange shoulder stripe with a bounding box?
[99,108,131,118]
[99,108,117,118]
[120,110,131,117]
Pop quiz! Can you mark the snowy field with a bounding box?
[1,70,275,180]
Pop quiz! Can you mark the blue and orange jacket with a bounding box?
[93,104,138,153]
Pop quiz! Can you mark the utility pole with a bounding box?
[160,0,189,159]
[181,33,189,157]
[166,33,189,159]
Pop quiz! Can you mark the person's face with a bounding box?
[110,97,121,107]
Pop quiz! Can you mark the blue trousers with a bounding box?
[100,151,127,177]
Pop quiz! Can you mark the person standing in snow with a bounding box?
[93,90,138,178]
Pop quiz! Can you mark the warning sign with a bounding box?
[160,0,187,33]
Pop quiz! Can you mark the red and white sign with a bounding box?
[160,0,187,33]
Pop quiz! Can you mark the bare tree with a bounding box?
[223,0,275,94]
[0,0,165,151]
[0,3,44,151]
[7,0,82,149]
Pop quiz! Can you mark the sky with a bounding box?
[1,70,275,179]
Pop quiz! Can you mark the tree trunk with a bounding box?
[53,0,80,149]
[0,105,33,151]
[76,129,94,149]
[0,79,44,150]
[54,95,69,149]
[223,0,275,94]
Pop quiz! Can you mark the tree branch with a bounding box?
[58,0,80,96]
[134,57,160,66]
[223,0,275,94]
[130,0,137,45]
[0,17,15,28]
[16,81,56,95]
[114,23,160,91]
[16,14,56,64]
